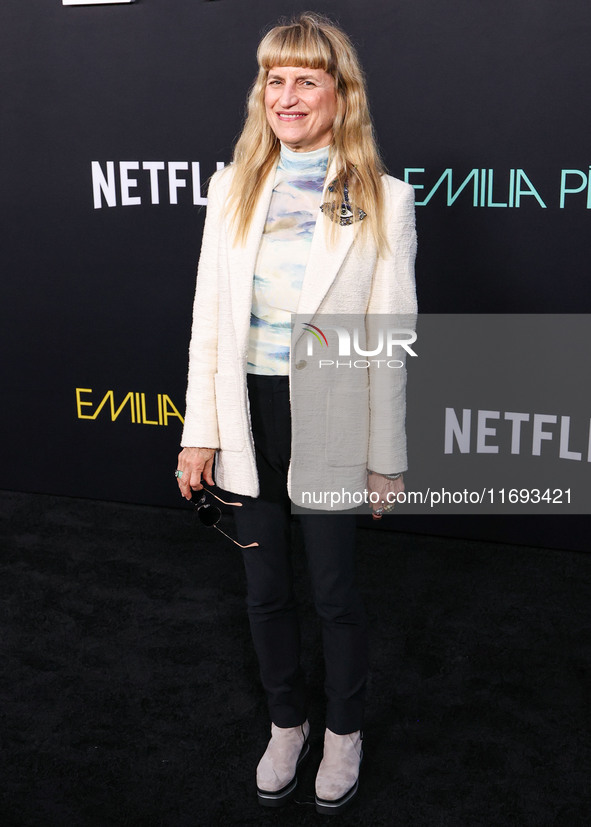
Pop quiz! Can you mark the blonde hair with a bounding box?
[227,12,388,254]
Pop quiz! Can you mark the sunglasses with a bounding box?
[190,486,259,548]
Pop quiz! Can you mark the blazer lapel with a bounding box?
[226,166,275,363]
[294,159,357,346]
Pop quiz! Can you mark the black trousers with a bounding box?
[232,373,368,735]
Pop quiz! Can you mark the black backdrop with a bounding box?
[2,0,590,549]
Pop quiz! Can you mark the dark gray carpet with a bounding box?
[0,490,589,826]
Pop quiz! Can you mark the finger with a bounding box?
[177,474,191,499]
[202,458,215,486]
[175,467,187,493]
[176,464,195,499]
[189,468,204,495]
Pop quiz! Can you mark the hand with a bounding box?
[176,447,216,501]
[367,472,404,520]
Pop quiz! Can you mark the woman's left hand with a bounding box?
[367,472,404,519]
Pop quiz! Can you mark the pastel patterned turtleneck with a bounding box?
[247,142,330,375]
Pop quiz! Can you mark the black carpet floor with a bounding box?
[0,490,589,826]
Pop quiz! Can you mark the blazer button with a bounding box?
[295,360,307,370]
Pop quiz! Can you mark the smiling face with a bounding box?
[264,65,338,152]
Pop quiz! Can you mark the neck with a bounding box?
[280,141,331,157]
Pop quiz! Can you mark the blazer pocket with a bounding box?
[214,373,245,453]
[325,386,369,467]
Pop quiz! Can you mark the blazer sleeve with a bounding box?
[180,170,227,448]
[365,179,418,474]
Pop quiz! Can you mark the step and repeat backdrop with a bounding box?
[2,0,590,549]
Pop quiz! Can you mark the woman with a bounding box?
[175,13,417,814]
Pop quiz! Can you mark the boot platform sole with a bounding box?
[256,739,310,808]
[314,748,363,815]
[315,777,359,815]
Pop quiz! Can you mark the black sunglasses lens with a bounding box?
[198,502,221,527]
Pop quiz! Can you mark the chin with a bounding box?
[280,133,307,145]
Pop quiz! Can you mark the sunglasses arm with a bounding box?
[214,525,259,548]
[199,484,244,508]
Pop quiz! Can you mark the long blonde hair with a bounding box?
[227,12,388,254]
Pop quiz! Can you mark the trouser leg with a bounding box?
[233,496,307,728]
[299,514,368,735]
[233,374,306,727]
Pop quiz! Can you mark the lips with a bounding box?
[276,112,307,120]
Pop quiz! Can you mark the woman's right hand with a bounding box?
[176,447,216,500]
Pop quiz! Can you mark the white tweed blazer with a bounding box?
[181,160,417,506]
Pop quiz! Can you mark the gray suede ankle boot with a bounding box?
[315,728,363,814]
[256,720,310,807]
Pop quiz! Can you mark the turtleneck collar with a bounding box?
[279,141,331,171]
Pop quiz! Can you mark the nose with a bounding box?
[278,81,299,108]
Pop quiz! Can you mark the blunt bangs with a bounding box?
[257,23,336,75]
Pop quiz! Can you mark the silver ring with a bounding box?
[174,470,183,479]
